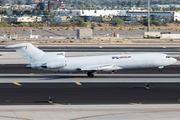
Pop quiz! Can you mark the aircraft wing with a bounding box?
[79,64,122,71]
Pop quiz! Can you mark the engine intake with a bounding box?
[26,64,42,69]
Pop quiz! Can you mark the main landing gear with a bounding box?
[87,72,94,78]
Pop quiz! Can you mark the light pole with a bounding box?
[148,0,150,32]
[111,1,112,10]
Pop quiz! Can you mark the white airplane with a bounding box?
[6,43,177,77]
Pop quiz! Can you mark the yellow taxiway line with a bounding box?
[75,82,82,85]
[13,82,22,86]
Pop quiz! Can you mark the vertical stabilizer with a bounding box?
[6,43,45,63]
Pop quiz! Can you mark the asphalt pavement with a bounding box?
[0,46,180,52]
[0,83,180,105]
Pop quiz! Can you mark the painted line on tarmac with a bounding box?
[75,82,82,85]
[163,46,166,48]
[0,115,31,120]
[129,103,142,105]
[13,82,22,86]
[70,109,180,120]
[53,103,63,105]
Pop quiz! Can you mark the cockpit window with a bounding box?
[166,56,171,58]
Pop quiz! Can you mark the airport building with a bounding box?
[50,10,126,17]
[50,10,126,23]
[127,11,172,21]
[173,12,180,21]
[16,16,42,22]
[152,4,180,8]
[51,10,173,22]
[36,0,65,10]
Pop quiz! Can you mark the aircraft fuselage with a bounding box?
[44,53,177,72]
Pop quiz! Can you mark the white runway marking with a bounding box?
[0,74,180,83]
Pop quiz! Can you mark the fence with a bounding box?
[0,34,143,41]
[93,34,143,38]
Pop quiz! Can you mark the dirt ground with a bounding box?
[1,23,180,45]
[0,23,180,31]
[2,37,180,45]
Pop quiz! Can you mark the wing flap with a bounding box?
[80,65,122,71]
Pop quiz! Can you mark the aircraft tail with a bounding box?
[6,43,45,63]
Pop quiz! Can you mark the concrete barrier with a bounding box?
[161,34,180,39]
[143,32,161,38]
[77,29,92,39]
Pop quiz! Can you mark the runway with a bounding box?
[1,44,180,52]
[1,46,180,52]
[0,74,180,83]
[0,64,180,105]
[1,81,180,104]
[0,73,179,104]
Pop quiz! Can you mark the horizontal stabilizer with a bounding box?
[6,43,29,49]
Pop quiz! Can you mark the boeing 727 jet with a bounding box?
[6,43,177,77]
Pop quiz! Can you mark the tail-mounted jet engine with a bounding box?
[41,60,66,69]
[26,59,66,69]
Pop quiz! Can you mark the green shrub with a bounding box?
[0,20,9,27]
[29,22,38,27]
[152,20,162,26]
[142,27,146,30]
[73,18,88,27]
[111,18,124,27]
[98,23,104,27]
[91,23,96,29]
[139,17,163,26]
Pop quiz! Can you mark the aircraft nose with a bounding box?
[172,58,177,63]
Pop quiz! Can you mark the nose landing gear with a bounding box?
[159,69,163,73]
[87,72,94,78]
[158,66,164,73]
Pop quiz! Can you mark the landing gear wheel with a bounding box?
[89,74,94,78]
[159,69,163,73]
[87,72,94,78]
